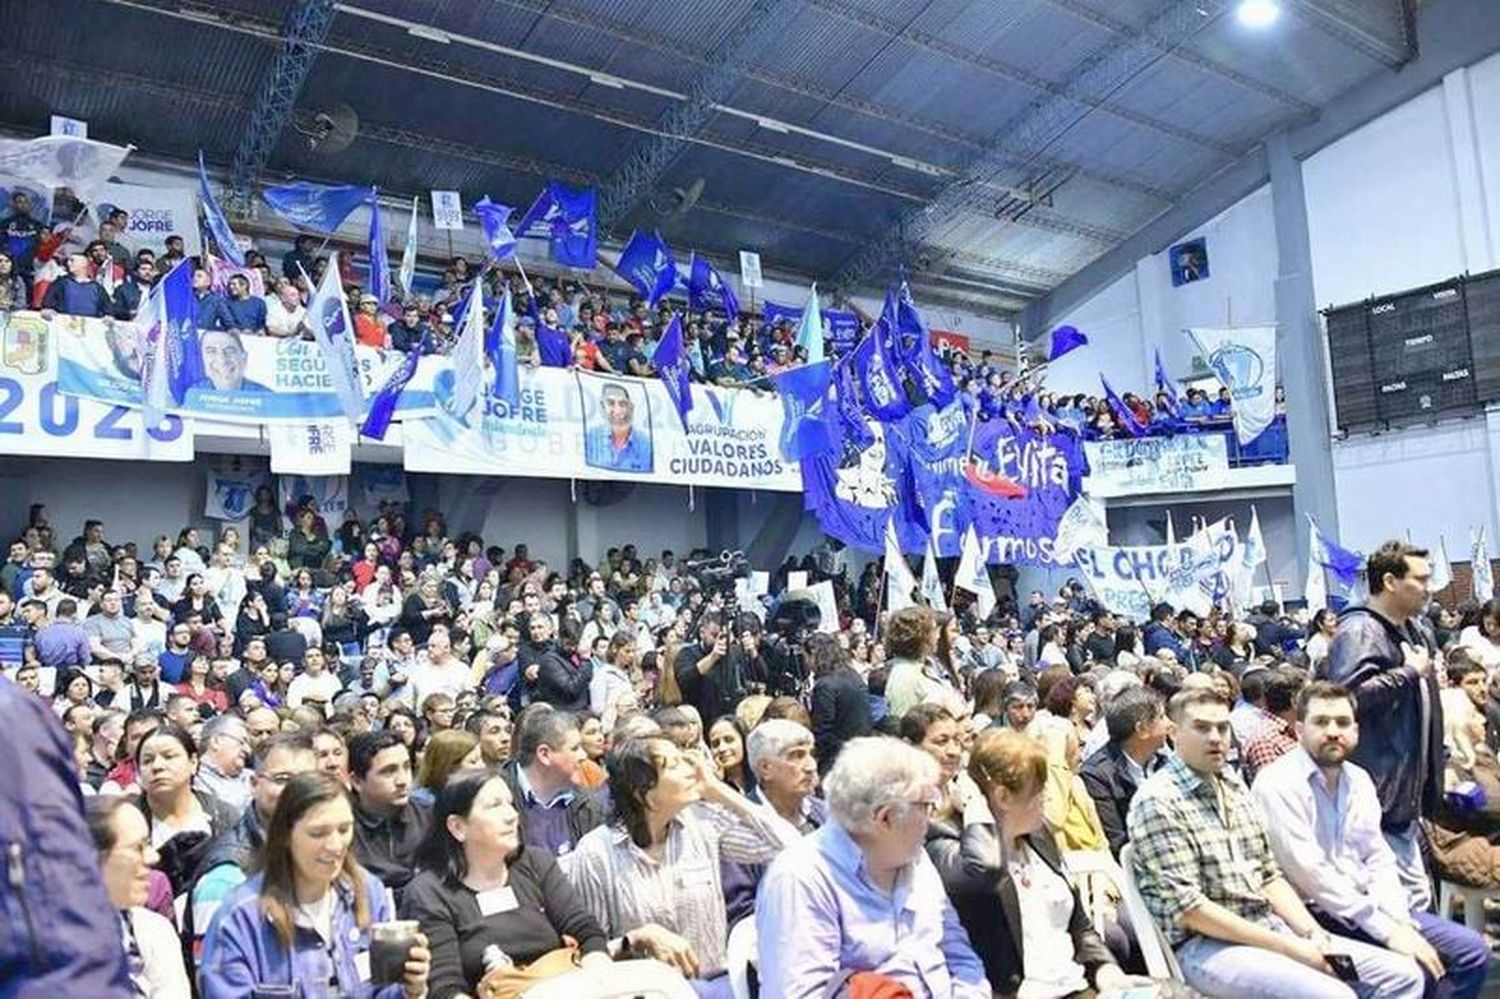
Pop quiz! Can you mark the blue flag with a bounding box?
[1048,324,1088,361]
[1154,348,1179,414]
[832,360,875,449]
[853,318,911,423]
[654,313,694,431]
[487,288,520,412]
[1100,375,1144,437]
[613,230,677,306]
[139,259,200,426]
[196,152,244,267]
[515,181,597,268]
[529,301,571,368]
[359,346,421,441]
[770,360,836,462]
[474,197,517,261]
[763,300,801,327]
[263,181,376,233]
[685,253,740,320]
[894,282,956,407]
[368,195,391,305]
[1314,522,1363,586]
[823,309,861,355]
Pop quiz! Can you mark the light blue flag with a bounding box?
[300,260,364,425]
[613,230,677,306]
[654,313,693,430]
[264,181,375,233]
[794,284,825,364]
[368,194,391,304]
[475,197,517,261]
[196,151,244,267]
[487,288,520,412]
[398,196,419,297]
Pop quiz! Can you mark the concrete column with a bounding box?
[1266,131,1340,593]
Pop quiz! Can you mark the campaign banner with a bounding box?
[0,311,193,461]
[1073,520,1241,622]
[51,314,442,425]
[97,181,203,256]
[270,422,353,476]
[204,468,268,521]
[402,366,800,490]
[1083,434,1230,497]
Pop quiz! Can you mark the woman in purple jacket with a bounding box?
[199,772,432,997]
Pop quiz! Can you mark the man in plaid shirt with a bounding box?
[1127,688,1423,997]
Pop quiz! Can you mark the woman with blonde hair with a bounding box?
[1036,722,1108,853]
[412,728,483,807]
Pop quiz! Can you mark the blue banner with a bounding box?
[262,181,374,234]
[613,230,677,306]
[967,422,1091,565]
[852,320,910,422]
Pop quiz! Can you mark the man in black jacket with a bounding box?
[1321,539,1443,911]
[1078,686,1169,858]
[1247,599,1304,656]
[503,706,605,858]
[348,730,430,901]
[519,613,589,710]
[674,612,744,723]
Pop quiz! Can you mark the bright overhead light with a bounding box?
[1236,0,1280,28]
[588,73,625,89]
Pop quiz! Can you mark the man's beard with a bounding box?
[1312,741,1348,767]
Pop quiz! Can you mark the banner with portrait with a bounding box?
[52,314,443,424]
[402,366,800,490]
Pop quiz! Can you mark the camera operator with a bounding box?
[737,614,804,699]
[674,612,745,722]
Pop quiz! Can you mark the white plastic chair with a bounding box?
[1062,848,1123,939]
[726,916,758,999]
[1117,843,1184,982]
[1437,880,1500,933]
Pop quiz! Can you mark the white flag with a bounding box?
[1473,528,1493,601]
[449,281,486,423]
[0,135,132,196]
[920,535,946,612]
[1305,519,1328,611]
[1430,536,1452,593]
[1234,505,1266,607]
[1052,495,1108,562]
[1187,325,1277,445]
[398,196,419,297]
[884,517,918,613]
[301,261,364,426]
[954,526,996,620]
[1165,510,1177,547]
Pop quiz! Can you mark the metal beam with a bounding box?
[831,0,1229,296]
[1287,0,1413,68]
[595,0,787,231]
[228,0,337,213]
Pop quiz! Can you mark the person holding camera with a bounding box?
[674,613,744,724]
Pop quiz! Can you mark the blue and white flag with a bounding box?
[359,345,420,441]
[196,151,244,267]
[685,253,739,320]
[794,284,825,364]
[138,259,196,427]
[770,359,835,462]
[1473,529,1493,602]
[397,196,419,297]
[852,319,910,422]
[487,288,520,412]
[955,526,996,619]
[263,180,375,233]
[1430,536,1453,593]
[0,134,132,196]
[301,260,364,425]
[367,194,391,305]
[474,196,517,261]
[920,534,946,612]
[832,360,875,450]
[894,283,956,407]
[1310,517,1362,587]
[1154,348,1179,414]
[515,181,597,268]
[450,281,486,422]
[1100,375,1144,437]
[614,230,677,306]
[1188,325,1277,445]
[885,515,919,613]
[654,313,693,431]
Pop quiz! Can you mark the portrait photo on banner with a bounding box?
[580,374,654,474]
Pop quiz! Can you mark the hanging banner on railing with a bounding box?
[1072,519,1241,622]
[402,366,800,490]
[1083,434,1230,497]
[0,312,193,461]
[50,314,442,424]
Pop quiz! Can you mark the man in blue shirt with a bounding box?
[39,253,111,318]
[1209,386,1233,417]
[220,274,267,333]
[584,382,653,473]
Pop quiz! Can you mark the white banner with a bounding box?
[1083,435,1230,497]
[1074,520,1241,622]
[431,190,463,230]
[0,312,192,461]
[97,181,202,256]
[204,469,267,521]
[403,367,800,491]
[270,421,353,475]
[1188,325,1277,445]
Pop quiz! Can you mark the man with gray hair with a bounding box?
[1082,669,1144,759]
[502,705,605,857]
[193,713,252,817]
[756,736,990,998]
[747,719,825,832]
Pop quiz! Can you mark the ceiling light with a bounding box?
[1236,0,1280,28]
[405,24,451,43]
[588,73,625,89]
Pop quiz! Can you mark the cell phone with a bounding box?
[1326,953,1360,983]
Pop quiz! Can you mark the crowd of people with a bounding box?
[2,477,1498,997]
[0,187,1276,443]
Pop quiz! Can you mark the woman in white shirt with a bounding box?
[86,796,192,998]
[1458,599,1500,670]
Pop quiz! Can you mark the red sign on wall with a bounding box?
[930,329,970,354]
